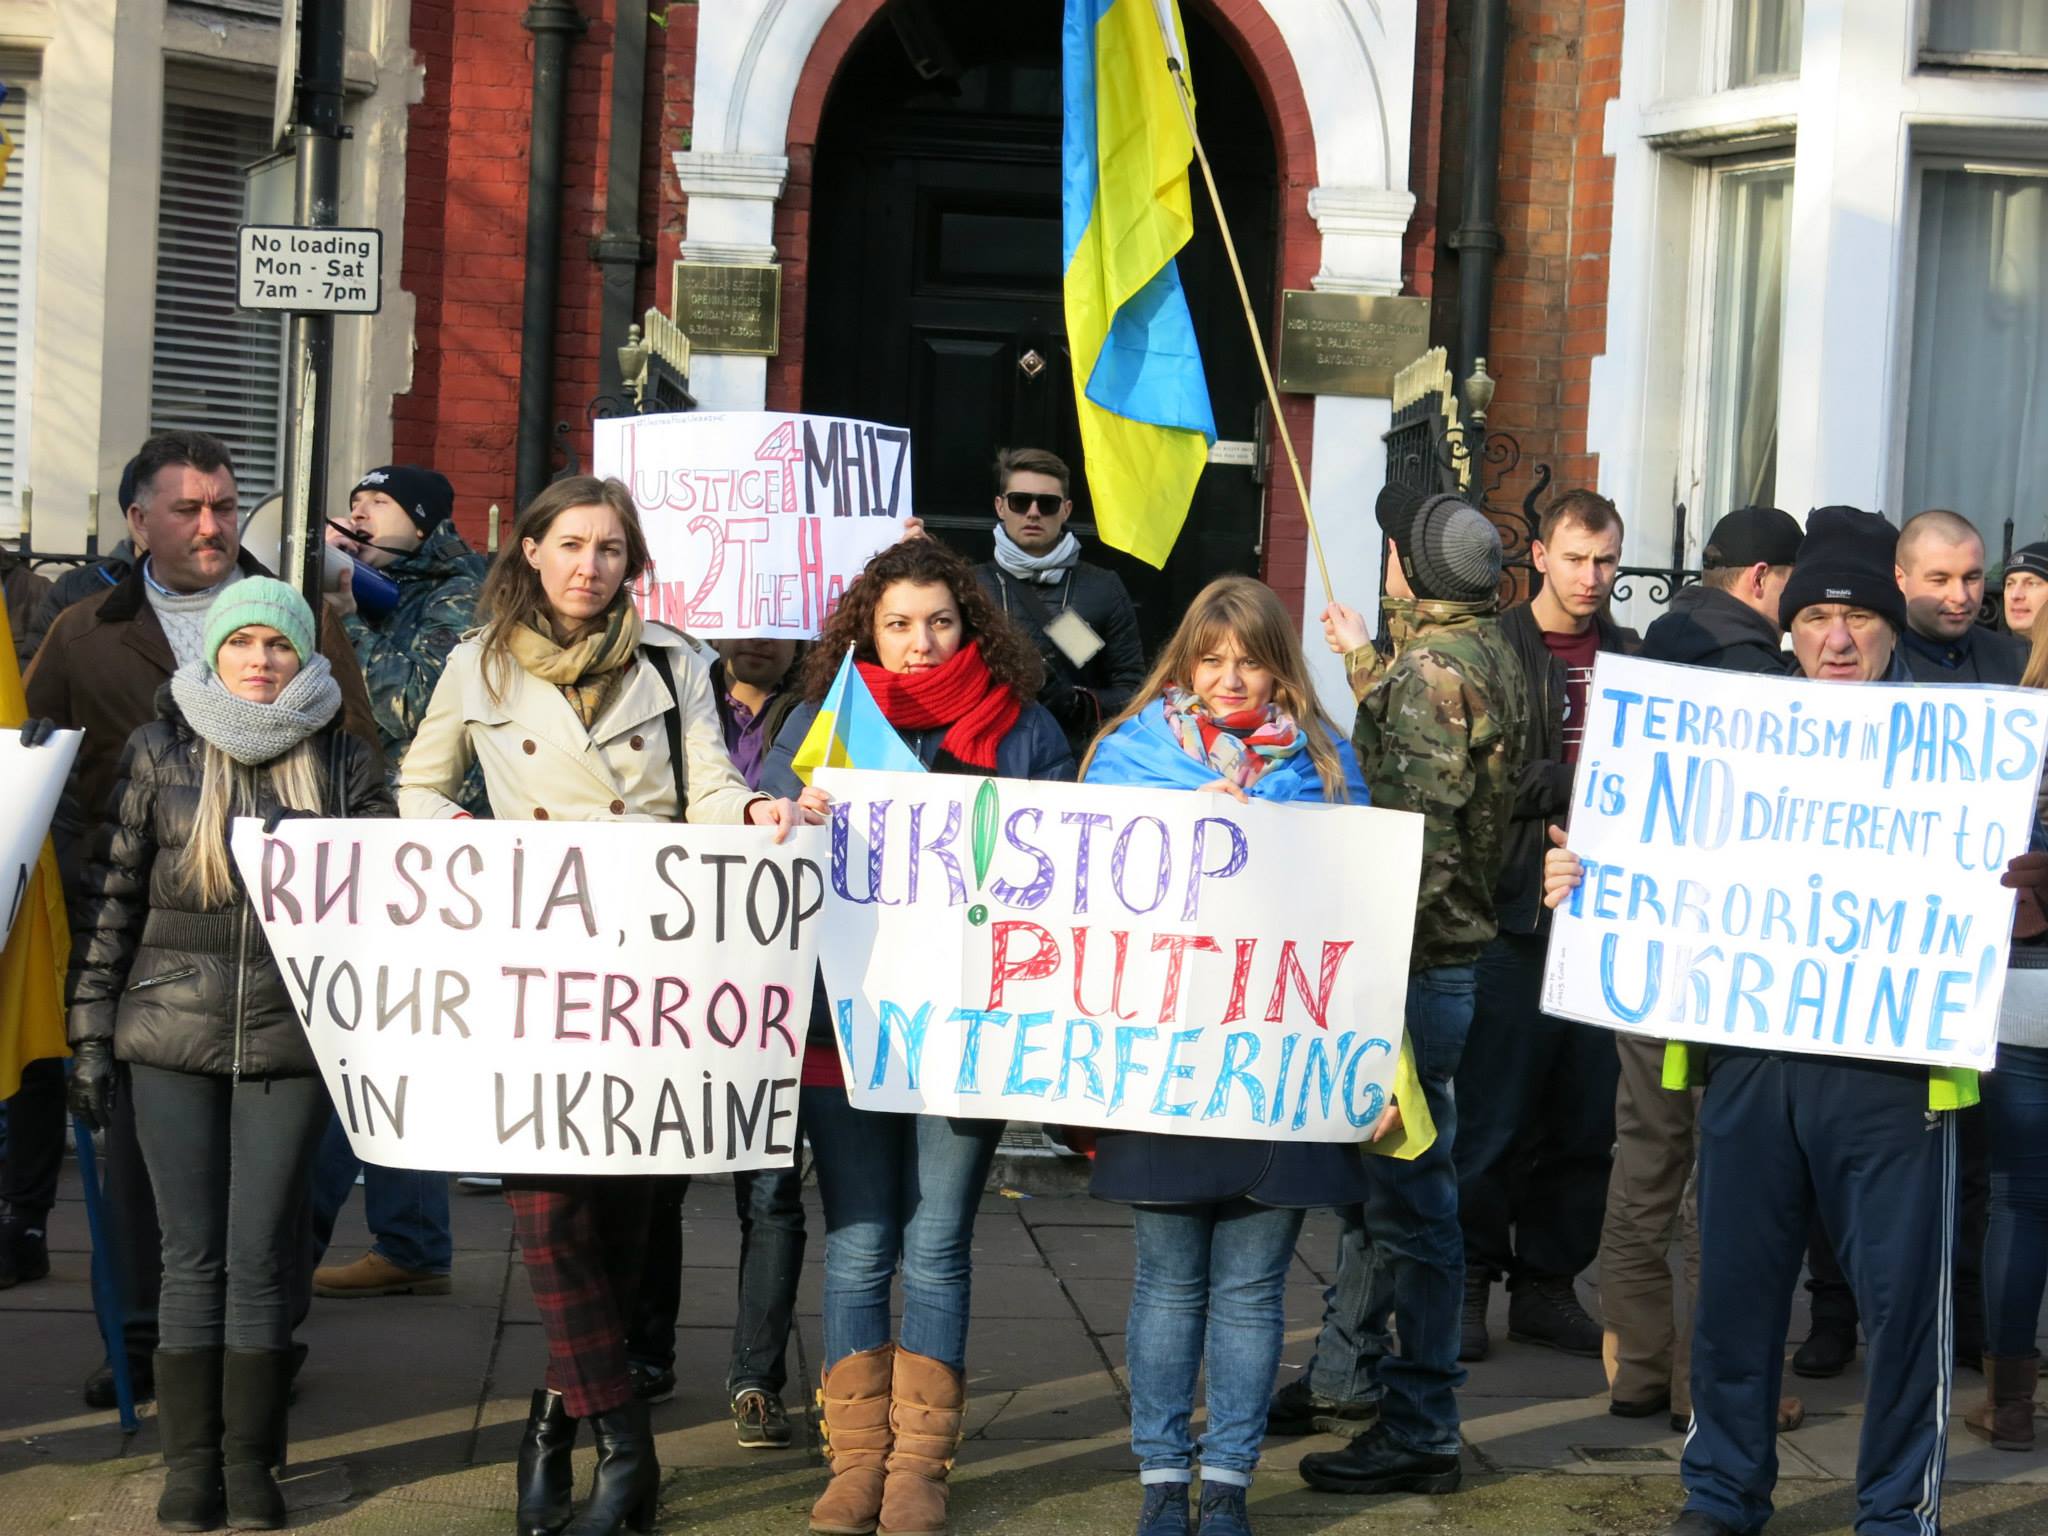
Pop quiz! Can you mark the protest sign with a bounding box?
[812,768,1424,1141]
[230,818,827,1174]
[1,730,81,946]
[1541,654,2048,1068]
[594,411,911,639]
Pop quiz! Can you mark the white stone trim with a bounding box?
[1307,184,1416,294]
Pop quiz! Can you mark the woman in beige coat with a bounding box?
[400,475,817,1536]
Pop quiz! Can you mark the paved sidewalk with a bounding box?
[5,1161,2047,1534]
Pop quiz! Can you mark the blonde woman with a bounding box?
[66,577,392,1531]
[400,475,816,1536]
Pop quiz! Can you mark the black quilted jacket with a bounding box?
[66,688,394,1078]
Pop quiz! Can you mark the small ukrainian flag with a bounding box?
[789,649,925,786]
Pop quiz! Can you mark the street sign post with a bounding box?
[236,225,382,314]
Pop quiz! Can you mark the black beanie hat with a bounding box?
[351,465,454,532]
[2009,542,2048,583]
[1778,506,1906,633]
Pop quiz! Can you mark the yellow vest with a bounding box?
[1659,1040,1978,1111]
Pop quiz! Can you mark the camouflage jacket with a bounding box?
[1346,597,1529,973]
[341,519,490,813]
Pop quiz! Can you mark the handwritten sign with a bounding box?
[230,819,826,1174]
[594,411,911,640]
[1541,655,2048,1068]
[811,769,1424,1141]
[1,731,81,944]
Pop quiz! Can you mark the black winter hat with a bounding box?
[1704,505,1803,570]
[1778,505,1906,633]
[351,465,454,532]
[1376,484,1504,602]
[2008,542,2048,583]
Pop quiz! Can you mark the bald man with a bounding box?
[1894,508,2026,684]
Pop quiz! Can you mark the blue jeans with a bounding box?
[1128,1200,1304,1484]
[308,1110,452,1275]
[1984,1042,2048,1357]
[801,1087,1003,1371]
[1300,1205,1392,1404]
[1335,965,1474,1456]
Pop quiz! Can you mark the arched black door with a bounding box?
[802,1,1278,656]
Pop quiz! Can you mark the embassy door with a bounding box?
[802,1,1278,656]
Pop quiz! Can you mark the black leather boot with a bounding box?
[517,1389,579,1536]
[154,1348,225,1531]
[221,1349,292,1530]
[562,1398,657,1536]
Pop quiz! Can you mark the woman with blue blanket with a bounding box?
[1076,575,1419,1536]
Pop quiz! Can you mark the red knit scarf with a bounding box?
[856,639,1021,771]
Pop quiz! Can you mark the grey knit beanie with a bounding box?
[1405,494,1504,602]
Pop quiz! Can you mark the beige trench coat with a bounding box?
[397,623,761,825]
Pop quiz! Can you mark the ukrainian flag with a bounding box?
[0,600,68,1100]
[1062,0,1217,568]
[789,648,925,786]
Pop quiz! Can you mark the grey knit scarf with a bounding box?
[169,655,343,766]
[992,525,1082,584]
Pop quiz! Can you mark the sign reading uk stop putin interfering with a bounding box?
[1541,654,2048,1070]
[812,768,1425,1141]
[593,411,911,640]
[229,818,827,1175]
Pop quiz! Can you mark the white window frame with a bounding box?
[1673,150,1796,544]
[1720,0,1805,92]
[1887,138,2048,534]
[0,62,41,538]
[1918,0,2048,73]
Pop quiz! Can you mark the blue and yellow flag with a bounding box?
[1062,0,1217,568]
[789,649,925,786]
[0,599,69,1100]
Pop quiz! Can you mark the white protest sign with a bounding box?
[230,818,827,1174]
[1,731,82,946]
[594,411,911,639]
[812,768,1424,1141]
[1541,654,2048,1068]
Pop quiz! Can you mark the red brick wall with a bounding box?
[395,0,688,546]
[1409,0,1623,509]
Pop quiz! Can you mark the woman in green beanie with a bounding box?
[66,576,393,1532]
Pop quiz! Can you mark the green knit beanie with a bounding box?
[203,577,317,668]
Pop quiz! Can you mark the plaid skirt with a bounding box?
[507,1176,656,1418]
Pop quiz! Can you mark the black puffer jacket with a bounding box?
[67,689,394,1078]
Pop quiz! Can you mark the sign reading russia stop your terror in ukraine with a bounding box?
[229,819,827,1175]
[594,411,911,641]
[1542,654,2048,1069]
[811,768,1425,1141]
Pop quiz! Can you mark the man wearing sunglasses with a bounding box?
[974,446,1146,756]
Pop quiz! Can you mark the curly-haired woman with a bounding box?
[760,538,1073,1536]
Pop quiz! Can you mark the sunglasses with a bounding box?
[1002,492,1067,516]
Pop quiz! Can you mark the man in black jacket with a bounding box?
[1895,507,2026,685]
[1459,488,1638,1360]
[973,447,1146,757]
[1602,506,1803,1427]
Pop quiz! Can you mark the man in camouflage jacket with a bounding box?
[1293,490,1527,1501]
[310,465,486,1300]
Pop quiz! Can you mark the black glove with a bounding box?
[18,717,56,748]
[261,806,317,834]
[67,1040,115,1132]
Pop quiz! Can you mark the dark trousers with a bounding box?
[1805,1101,1987,1354]
[1983,1044,2048,1357]
[1455,932,1619,1285]
[0,1056,64,1224]
[1684,1052,1954,1536]
[103,1065,167,1361]
[629,1163,806,1398]
[508,1178,655,1418]
[128,1066,328,1352]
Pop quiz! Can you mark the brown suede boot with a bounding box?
[877,1348,965,1536]
[1965,1354,2038,1451]
[810,1344,895,1535]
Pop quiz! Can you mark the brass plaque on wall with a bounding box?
[1277,291,1432,397]
[672,261,782,356]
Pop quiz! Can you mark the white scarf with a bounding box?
[992,525,1082,585]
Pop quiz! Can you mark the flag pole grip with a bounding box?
[1164,59,1335,608]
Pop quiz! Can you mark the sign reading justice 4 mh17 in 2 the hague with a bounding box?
[594,412,911,640]
[1541,654,2048,1070]
[812,768,1426,1141]
[230,818,827,1175]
